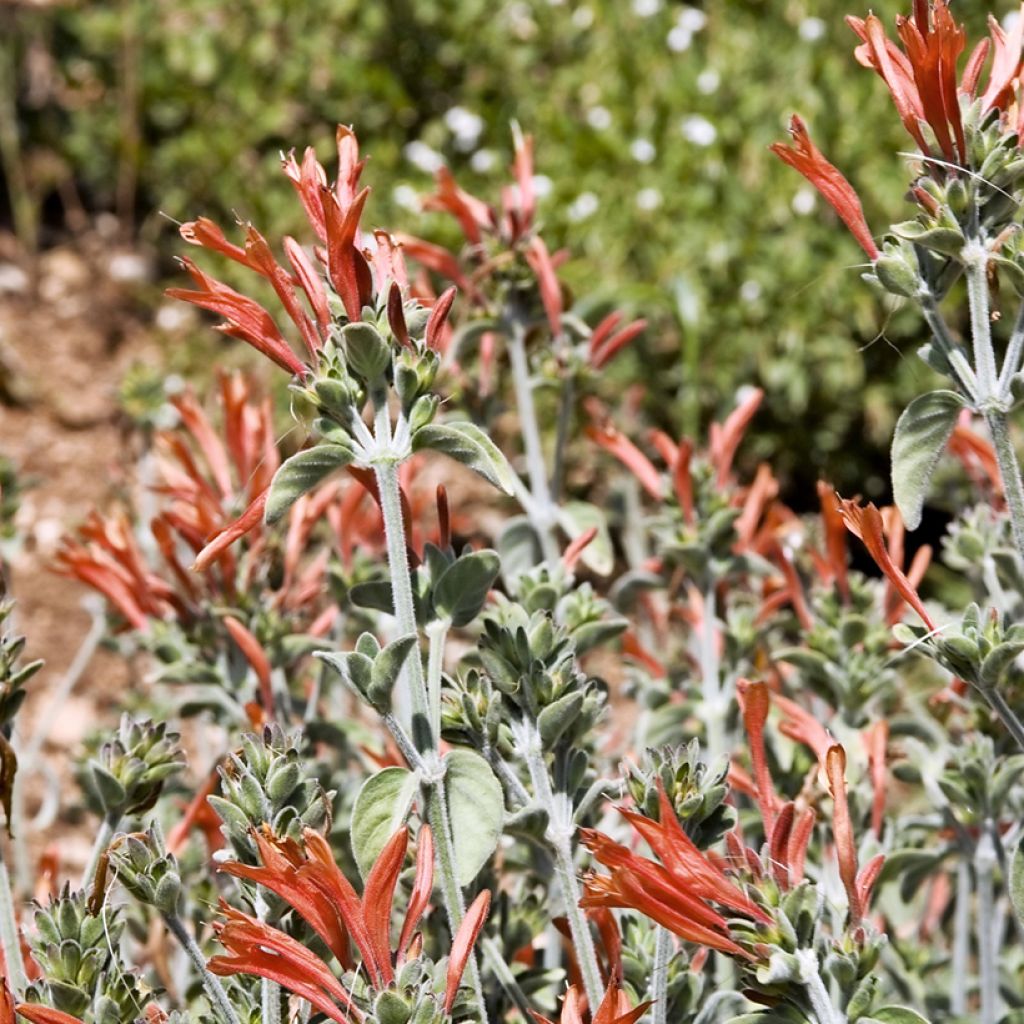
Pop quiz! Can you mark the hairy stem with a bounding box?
[966,244,999,399]
[699,584,726,764]
[975,827,1000,1024]
[426,782,489,1024]
[374,458,430,749]
[0,844,26,997]
[951,856,971,1017]
[920,293,980,403]
[979,682,1024,754]
[985,411,1024,565]
[164,912,242,1024]
[524,736,604,1009]
[506,321,560,563]
[650,925,672,1024]
[796,948,846,1024]
[426,619,450,748]
[81,811,120,891]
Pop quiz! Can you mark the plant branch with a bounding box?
[523,733,604,1009]
[0,843,26,997]
[506,320,560,563]
[164,912,242,1024]
[984,411,1024,564]
[975,827,1000,1024]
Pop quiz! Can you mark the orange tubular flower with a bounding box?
[211,825,490,1019]
[770,116,879,261]
[531,983,651,1024]
[171,126,391,376]
[581,785,770,959]
[837,498,937,632]
[585,420,664,501]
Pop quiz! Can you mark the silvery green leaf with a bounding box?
[891,390,964,531]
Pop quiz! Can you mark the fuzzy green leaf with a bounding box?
[891,390,964,531]
[266,444,354,524]
[413,421,515,495]
[351,767,418,879]
[443,748,504,885]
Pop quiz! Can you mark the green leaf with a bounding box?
[557,501,614,576]
[432,550,501,627]
[266,444,354,524]
[497,517,541,588]
[537,690,584,748]
[413,421,515,495]
[443,748,504,886]
[369,634,419,709]
[350,767,418,879]
[863,1008,931,1024]
[891,390,964,531]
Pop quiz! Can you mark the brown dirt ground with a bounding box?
[1,232,161,881]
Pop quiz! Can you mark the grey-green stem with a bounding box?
[985,411,1024,565]
[374,447,489,1024]
[796,948,846,1024]
[164,912,242,1024]
[649,925,672,1024]
[979,682,1024,754]
[975,827,1000,1024]
[81,810,120,891]
[506,320,560,563]
[951,856,971,1018]
[0,844,26,997]
[523,733,604,1009]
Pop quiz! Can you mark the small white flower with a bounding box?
[392,184,421,211]
[568,191,600,221]
[740,279,762,303]
[155,303,191,332]
[636,187,662,211]
[792,187,817,215]
[470,149,497,173]
[799,17,826,42]
[632,0,661,16]
[667,25,693,51]
[696,68,720,94]
[532,174,554,199]
[403,140,445,174]
[677,6,707,32]
[586,105,613,130]
[573,5,595,29]
[680,114,717,146]
[630,138,657,163]
[444,106,484,151]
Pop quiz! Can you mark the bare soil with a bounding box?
[1,232,162,880]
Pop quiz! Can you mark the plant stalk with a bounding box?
[650,925,672,1024]
[975,827,1000,1024]
[164,912,242,1024]
[951,856,971,1017]
[0,843,26,997]
[81,810,120,891]
[373,458,430,748]
[506,321,560,563]
[796,948,846,1024]
[524,737,604,1010]
[979,682,1024,754]
[984,411,1024,565]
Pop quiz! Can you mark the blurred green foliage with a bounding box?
[1,0,1006,500]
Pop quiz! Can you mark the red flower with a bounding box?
[210,825,490,1019]
[770,116,879,261]
[171,126,408,375]
[587,312,648,371]
[837,498,936,631]
[581,784,770,958]
[531,983,651,1024]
